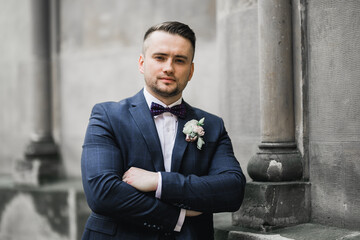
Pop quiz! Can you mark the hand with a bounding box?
[186,210,203,217]
[122,167,158,192]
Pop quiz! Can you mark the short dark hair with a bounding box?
[143,21,196,58]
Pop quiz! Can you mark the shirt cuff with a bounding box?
[174,209,186,232]
[155,172,185,232]
[155,172,162,199]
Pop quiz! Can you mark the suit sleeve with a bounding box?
[81,103,180,232]
[160,118,246,213]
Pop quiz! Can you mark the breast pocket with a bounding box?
[183,141,217,175]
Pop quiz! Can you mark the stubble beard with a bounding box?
[151,82,180,98]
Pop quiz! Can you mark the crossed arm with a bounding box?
[122,167,202,217]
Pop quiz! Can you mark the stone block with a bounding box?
[310,142,360,230]
[0,179,90,240]
[247,145,303,182]
[214,213,360,240]
[233,181,310,232]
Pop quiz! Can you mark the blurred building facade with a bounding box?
[0,0,359,239]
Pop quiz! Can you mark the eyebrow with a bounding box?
[152,52,189,61]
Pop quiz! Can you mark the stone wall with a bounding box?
[307,0,360,230]
[0,0,35,175]
[217,0,360,231]
[217,0,260,181]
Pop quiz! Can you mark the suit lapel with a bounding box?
[128,91,165,172]
[171,102,198,172]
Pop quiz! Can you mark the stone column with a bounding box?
[247,0,303,181]
[13,0,61,185]
[233,0,310,231]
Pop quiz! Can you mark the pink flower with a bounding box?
[193,126,205,136]
[185,134,198,142]
[182,118,206,150]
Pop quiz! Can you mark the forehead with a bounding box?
[143,31,193,57]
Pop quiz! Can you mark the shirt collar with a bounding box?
[143,87,183,110]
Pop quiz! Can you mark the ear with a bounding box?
[188,62,194,81]
[138,54,145,74]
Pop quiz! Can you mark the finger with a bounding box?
[122,172,129,181]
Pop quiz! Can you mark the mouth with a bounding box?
[158,77,176,83]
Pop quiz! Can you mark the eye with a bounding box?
[175,58,186,64]
[154,55,165,61]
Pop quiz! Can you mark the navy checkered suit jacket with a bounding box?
[81,90,246,240]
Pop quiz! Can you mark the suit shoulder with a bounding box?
[192,107,221,120]
[92,96,134,112]
[191,107,224,126]
[92,90,143,112]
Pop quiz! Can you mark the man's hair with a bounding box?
[143,21,196,58]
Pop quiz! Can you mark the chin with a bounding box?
[157,89,179,98]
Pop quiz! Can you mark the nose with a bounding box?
[163,59,174,74]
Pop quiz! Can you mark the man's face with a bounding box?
[139,31,194,104]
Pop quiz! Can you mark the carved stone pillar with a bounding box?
[13,0,61,185]
[247,0,303,182]
[233,0,310,231]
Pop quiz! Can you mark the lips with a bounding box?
[158,76,175,83]
[158,76,175,80]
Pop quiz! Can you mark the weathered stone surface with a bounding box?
[0,193,67,240]
[13,158,62,186]
[310,142,360,230]
[13,138,62,186]
[233,182,310,231]
[248,145,303,182]
[0,179,90,240]
[217,0,260,181]
[246,0,303,183]
[258,0,295,143]
[0,0,38,175]
[307,0,360,230]
[214,213,360,240]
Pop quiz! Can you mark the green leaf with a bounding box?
[197,137,205,150]
[198,117,205,126]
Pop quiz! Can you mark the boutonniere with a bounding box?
[182,117,205,150]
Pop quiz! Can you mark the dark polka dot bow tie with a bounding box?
[150,102,187,119]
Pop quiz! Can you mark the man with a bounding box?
[81,21,246,240]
